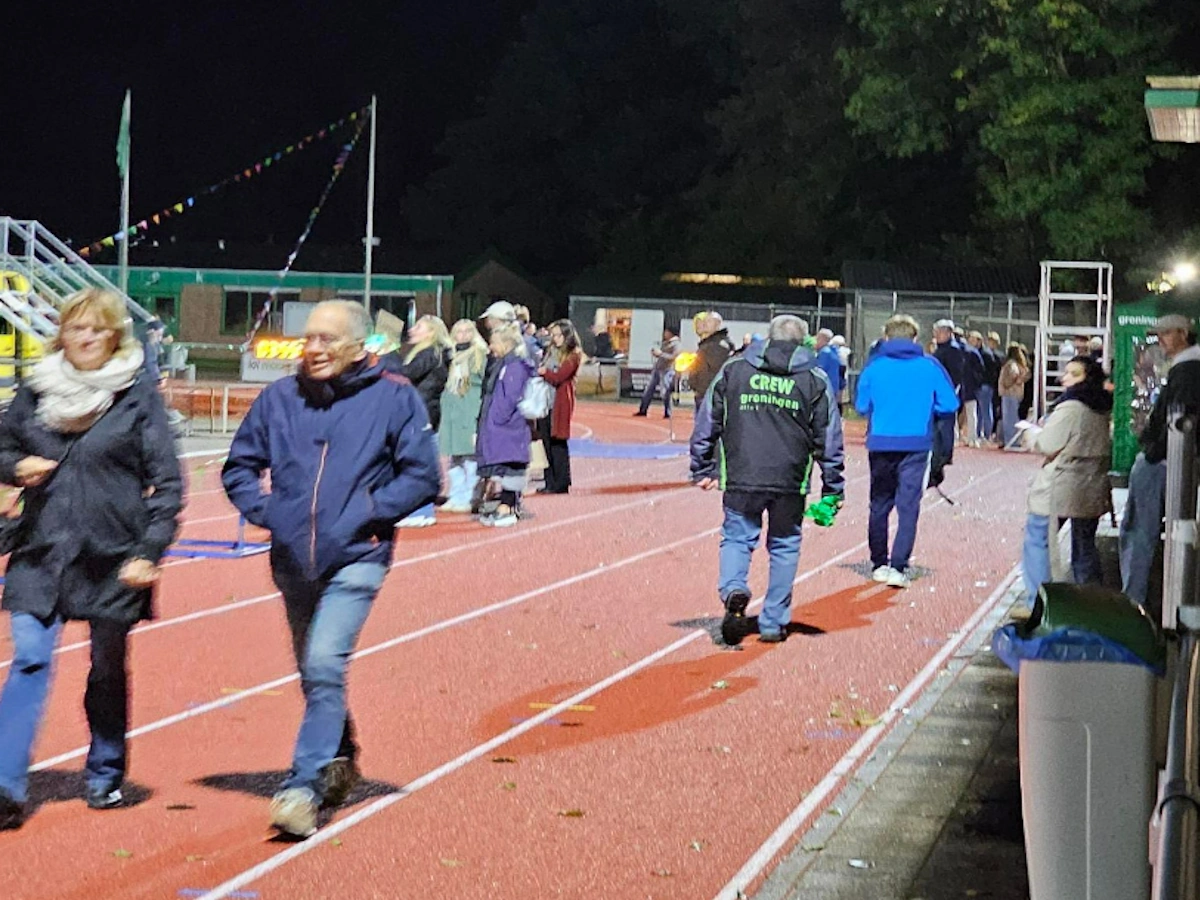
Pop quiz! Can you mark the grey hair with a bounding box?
[768,314,809,342]
[314,300,372,342]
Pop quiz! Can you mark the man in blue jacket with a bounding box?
[856,314,959,588]
[223,300,440,838]
[691,315,846,645]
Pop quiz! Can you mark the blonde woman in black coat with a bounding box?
[0,289,182,827]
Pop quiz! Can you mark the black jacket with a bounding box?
[690,340,846,498]
[0,376,183,623]
[690,329,735,402]
[934,339,966,392]
[981,346,1002,390]
[1141,349,1200,463]
[384,346,448,430]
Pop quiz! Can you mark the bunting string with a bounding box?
[242,110,369,349]
[79,106,368,257]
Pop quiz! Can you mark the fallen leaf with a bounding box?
[711,680,730,690]
[828,702,844,719]
[851,709,881,728]
[331,839,343,848]
[491,756,518,764]
[166,803,196,811]
[557,808,585,818]
[500,781,517,791]
[651,869,673,878]
[825,807,842,817]
[706,745,732,754]
[439,858,463,868]
[112,849,133,859]
[185,854,204,862]
[611,650,627,658]
[689,840,704,852]
[802,843,825,852]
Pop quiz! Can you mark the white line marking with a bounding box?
[710,564,1022,900]
[188,537,873,900]
[29,526,722,773]
[187,473,995,899]
[180,449,230,459]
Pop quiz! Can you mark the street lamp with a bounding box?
[1145,76,1200,143]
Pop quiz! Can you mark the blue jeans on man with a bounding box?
[270,558,388,799]
[868,450,929,573]
[0,613,130,803]
[1119,453,1166,610]
[975,386,995,440]
[638,368,674,417]
[718,491,803,639]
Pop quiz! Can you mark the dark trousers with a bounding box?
[545,437,571,492]
[1070,517,1102,585]
[868,450,930,573]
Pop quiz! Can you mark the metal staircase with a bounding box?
[0,218,152,401]
[1035,260,1113,419]
[0,217,152,340]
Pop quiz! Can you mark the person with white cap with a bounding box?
[1119,313,1200,610]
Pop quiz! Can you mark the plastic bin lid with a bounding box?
[1026,582,1165,671]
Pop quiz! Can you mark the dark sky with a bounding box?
[0,1,535,254]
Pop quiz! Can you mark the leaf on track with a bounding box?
[557,808,585,818]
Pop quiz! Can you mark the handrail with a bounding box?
[1155,412,1200,900]
[1154,633,1200,900]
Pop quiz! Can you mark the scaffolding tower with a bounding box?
[1035,261,1114,419]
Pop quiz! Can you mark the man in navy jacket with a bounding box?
[224,300,439,838]
[856,314,959,588]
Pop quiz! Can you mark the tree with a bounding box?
[840,0,1172,264]
[401,0,741,274]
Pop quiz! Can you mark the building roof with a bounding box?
[841,260,1039,296]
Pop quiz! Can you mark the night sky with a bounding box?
[0,2,534,254]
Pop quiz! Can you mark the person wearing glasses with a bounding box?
[0,288,182,828]
[223,300,440,838]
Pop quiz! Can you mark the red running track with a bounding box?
[0,402,1038,900]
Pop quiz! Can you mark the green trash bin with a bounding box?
[1025,581,1166,672]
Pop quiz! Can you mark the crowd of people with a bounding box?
[0,284,1193,840]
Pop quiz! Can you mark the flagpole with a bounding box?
[118,90,131,297]
[363,94,377,318]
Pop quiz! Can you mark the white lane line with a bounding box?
[180,449,230,459]
[187,474,995,900]
[0,483,700,672]
[189,538,874,900]
[29,526,722,773]
[711,564,1022,900]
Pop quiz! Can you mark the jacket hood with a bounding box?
[877,339,927,360]
[297,356,384,408]
[744,339,817,375]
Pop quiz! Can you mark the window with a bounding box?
[459,292,480,320]
[222,289,293,335]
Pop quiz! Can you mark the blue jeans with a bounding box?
[638,368,674,416]
[1023,515,1051,606]
[868,451,929,573]
[718,492,803,637]
[0,613,130,802]
[1001,396,1021,446]
[975,386,995,440]
[1119,453,1166,609]
[271,560,388,799]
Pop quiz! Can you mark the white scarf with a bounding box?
[26,347,145,433]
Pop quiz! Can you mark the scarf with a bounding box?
[27,347,144,434]
[447,341,486,397]
[1055,379,1113,415]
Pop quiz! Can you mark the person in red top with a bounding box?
[537,319,583,494]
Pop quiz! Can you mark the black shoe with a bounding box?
[321,756,361,809]
[86,786,124,810]
[758,629,787,644]
[721,590,752,646]
[632,411,648,417]
[0,790,23,829]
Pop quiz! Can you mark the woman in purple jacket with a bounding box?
[476,324,532,527]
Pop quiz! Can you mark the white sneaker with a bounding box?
[872,565,894,583]
[397,515,436,528]
[270,788,318,838]
[886,568,911,589]
[482,512,518,528]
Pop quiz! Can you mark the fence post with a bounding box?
[1164,413,1198,633]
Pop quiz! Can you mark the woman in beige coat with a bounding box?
[1021,356,1112,604]
[998,343,1030,447]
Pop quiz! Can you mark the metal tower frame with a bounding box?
[1035,261,1114,419]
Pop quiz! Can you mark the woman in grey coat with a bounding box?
[0,289,182,827]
